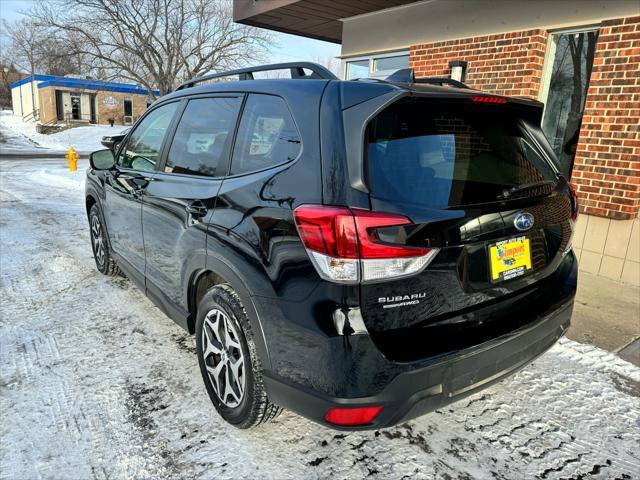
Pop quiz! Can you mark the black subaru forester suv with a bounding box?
[86,63,578,430]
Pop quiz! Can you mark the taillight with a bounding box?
[324,406,383,426]
[568,182,579,221]
[293,205,439,283]
[471,95,507,104]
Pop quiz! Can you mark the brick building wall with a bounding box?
[408,20,639,221]
[37,86,150,126]
[94,90,148,125]
[572,16,640,220]
[409,29,548,98]
[407,18,639,284]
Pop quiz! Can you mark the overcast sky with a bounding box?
[0,0,341,68]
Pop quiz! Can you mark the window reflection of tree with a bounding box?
[543,31,598,175]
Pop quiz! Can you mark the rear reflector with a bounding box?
[293,205,439,284]
[324,406,383,426]
[471,95,507,104]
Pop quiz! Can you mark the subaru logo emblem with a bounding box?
[514,212,534,231]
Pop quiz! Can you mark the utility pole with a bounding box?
[30,42,37,120]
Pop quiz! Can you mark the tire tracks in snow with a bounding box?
[1,159,639,480]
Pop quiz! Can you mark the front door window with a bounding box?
[540,29,598,176]
[118,102,178,172]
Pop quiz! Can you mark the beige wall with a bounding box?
[95,90,148,125]
[340,0,640,57]
[11,87,22,116]
[37,88,57,123]
[37,86,150,125]
[12,81,40,118]
[574,214,640,286]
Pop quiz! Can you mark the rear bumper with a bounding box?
[263,296,573,430]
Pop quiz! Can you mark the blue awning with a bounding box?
[11,75,159,96]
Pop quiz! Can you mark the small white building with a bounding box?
[11,74,157,126]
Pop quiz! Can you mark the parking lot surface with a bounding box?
[1,158,639,479]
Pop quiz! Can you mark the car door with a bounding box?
[104,101,179,285]
[142,95,243,327]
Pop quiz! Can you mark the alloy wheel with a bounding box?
[91,215,106,267]
[202,308,245,408]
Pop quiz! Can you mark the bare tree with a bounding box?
[3,19,44,76]
[32,0,272,97]
[0,63,20,109]
[3,18,82,77]
[313,56,341,78]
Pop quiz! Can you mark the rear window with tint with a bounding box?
[365,99,556,208]
[165,97,241,177]
[230,94,301,176]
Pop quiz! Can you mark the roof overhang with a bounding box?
[233,0,420,43]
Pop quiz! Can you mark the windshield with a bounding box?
[365,99,557,208]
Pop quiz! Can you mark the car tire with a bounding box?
[196,284,282,428]
[89,204,121,277]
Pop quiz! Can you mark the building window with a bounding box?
[344,52,409,80]
[123,96,133,125]
[539,28,599,177]
[372,55,410,76]
[345,60,369,80]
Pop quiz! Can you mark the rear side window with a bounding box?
[230,94,301,176]
[165,97,241,177]
[366,99,556,208]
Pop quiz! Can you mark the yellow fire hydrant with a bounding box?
[66,147,79,172]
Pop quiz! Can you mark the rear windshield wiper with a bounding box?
[497,180,557,200]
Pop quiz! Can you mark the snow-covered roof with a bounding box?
[10,74,159,96]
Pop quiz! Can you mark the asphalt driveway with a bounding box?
[1,157,638,479]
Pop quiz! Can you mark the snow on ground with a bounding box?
[0,110,128,154]
[1,157,639,480]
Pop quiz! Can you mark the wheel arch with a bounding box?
[86,194,97,217]
[187,259,272,371]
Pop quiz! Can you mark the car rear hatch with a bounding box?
[357,95,578,362]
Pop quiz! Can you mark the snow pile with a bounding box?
[1,158,639,479]
[0,110,128,154]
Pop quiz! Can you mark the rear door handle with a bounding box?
[186,201,208,218]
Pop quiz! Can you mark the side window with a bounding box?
[118,102,178,172]
[164,97,241,177]
[230,95,301,176]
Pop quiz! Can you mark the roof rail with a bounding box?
[384,68,469,89]
[176,62,338,91]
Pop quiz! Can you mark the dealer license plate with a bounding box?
[489,236,532,282]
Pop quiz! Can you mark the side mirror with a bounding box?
[90,149,115,170]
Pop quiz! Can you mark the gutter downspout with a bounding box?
[30,74,37,120]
